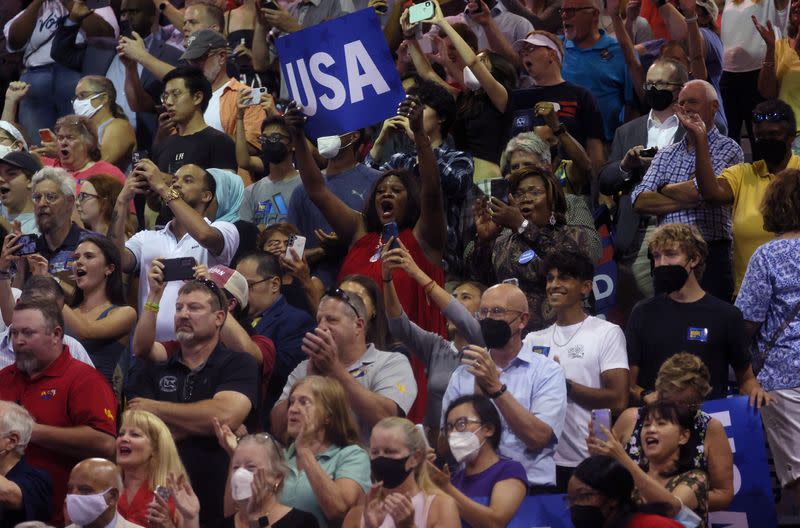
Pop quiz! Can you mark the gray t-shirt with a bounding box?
[279,343,417,442]
[239,173,301,226]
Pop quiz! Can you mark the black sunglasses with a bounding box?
[752,112,788,124]
[325,288,361,318]
[193,279,227,308]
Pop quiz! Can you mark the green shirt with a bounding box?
[279,443,371,528]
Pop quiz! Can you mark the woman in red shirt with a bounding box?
[116,410,188,527]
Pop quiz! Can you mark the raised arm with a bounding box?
[403,96,447,258]
[110,172,148,274]
[7,0,43,51]
[66,0,115,38]
[677,108,734,204]
[430,1,509,112]
[467,0,522,66]
[116,32,174,81]
[120,54,157,113]
[754,17,780,99]
[283,102,364,246]
[132,259,168,361]
[235,89,265,174]
[399,13,459,95]
[1,82,28,124]
[607,0,645,103]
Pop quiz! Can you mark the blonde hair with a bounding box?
[373,417,441,496]
[119,410,190,489]
[290,376,361,447]
[655,353,712,399]
[648,223,708,278]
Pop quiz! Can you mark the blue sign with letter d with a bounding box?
[276,9,406,139]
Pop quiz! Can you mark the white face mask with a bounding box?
[72,93,104,119]
[448,428,485,464]
[317,135,342,159]
[231,467,255,501]
[66,489,111,526]
[462,66,481,92]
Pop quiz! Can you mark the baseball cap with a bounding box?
[207,265,249,308]
[513,34,564,63]
[180,29,229,61]
[694,0,718,21]
[0,148,43,175]
[0,121,28,151]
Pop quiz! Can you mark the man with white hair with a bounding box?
[29,168,94,276]
[632,80,743,301]
[64,458,144,528]
[0,401,52,527]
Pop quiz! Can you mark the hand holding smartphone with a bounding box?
[408,1,435,24]
[161,257,198,282]
[285,235,306,261]
[591,408,612,442]
[382,222,400,249]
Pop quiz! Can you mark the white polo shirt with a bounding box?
[126,218,239,341]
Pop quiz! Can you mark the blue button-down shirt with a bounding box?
[441,347,567,486]
[631,128,743,241]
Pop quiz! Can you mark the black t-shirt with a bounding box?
[626,293,751,399]
[152,126,237,173]
[0,458,52,528]
[509,82,604,147]
[452,95,511,164]
[127,344,259,527]
[219,508,320,528]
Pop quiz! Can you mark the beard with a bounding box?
[176,331,195,342]
[15,349,40,375]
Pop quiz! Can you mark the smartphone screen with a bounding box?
[14,234,39,256]
[38,129,55,144]
[489,178,510,204]
[408,1,435,24]
[382,222,400,249]
[591,409,612,441]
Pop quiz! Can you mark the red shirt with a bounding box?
[118,482,177,528]
[0,346,117,525]
[627,513,684,528]
[41,157,126,185]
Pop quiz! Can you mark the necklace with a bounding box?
[551,316,587,348]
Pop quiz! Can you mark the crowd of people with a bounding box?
[0,0,798,526]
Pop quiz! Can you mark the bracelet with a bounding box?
[0,269,11,281]
[488,384,507,399]
[684,15,698,22]
[144,301,160,313]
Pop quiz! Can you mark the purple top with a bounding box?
[451,458,528,499]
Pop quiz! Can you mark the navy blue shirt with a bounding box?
[0,457,52,528]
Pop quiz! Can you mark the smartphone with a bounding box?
[86,0,111,8]
[261,0,279,9]
[591,408,612,442]
[489,178,510,204]
[246,87,269,106]
[132,150,149,165]
[154,485,172,501]
[285,234,306,261]
[161,257,197,282]
[408,1,435,24]
[382,221,400,249]
[14,234,38,256]
[640,146,659,158]
[38,129,55,144]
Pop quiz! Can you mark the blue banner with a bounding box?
[276,9,406,139]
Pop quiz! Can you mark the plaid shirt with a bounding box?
[365,142,474,276]
[632,128,742,241]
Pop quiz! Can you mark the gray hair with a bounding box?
[500,132,551,175]
[683,79,718,103]
[0,401,34,456]
[237,434,290,493]
[31,167,77,199]
[322,291,368,321]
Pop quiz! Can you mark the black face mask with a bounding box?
[752,138,789,167]
[653,264,689,294]
[370,456,412,489]
[570,505,607,528]
[261,142,289,165]
[480,317,513,349]
[644,86,675,112]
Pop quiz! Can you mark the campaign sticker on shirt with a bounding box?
[600,49,613,61]
[519,249,537,264]
[39,389,57,400]
[532,345,551,357]
[687,327,709,342]
[255,200,272,221]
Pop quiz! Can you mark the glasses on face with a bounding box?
[31,192,63,204]
[326,287,361,318]
[753,112,788,124]
[563,492,601,507]
[0,135,15,146]
[558,6,595,16]
[77,191,99,203]
[161,89,188,104]
[246,276,276,289]
[475,306,524,320]
[511,186,547,200]
[259,133,290,144]
[643,81,683,91]
[444,417,482,434]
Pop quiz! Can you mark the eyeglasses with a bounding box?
[643,81,683,91]
[31,192,63,204]
[475,306,524,320]
[77,191,99,203]
[326,288,361,318]
[558,6,595,16]
[246,276,276,288]
[161,89,188,104]
[511,186,547,200]
[259,133,290,144]
[192,279,226,307]
[444,417,482,433]
[753,112,788,124]
[563,492,602,507]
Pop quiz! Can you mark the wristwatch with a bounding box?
[552,124,567,136]
[517,219,530,234]
[488,384,507,399]
[162,187,181,203]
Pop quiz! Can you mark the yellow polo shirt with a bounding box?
[718,154,800,293]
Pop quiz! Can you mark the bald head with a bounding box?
[483,283,529,313]
[68,458,123,493]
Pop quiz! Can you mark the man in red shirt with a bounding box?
[0,298,116,525]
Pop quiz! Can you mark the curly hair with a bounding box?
[506,165,567,225]
[761,168,800,233]
[54,115,101,162]
[655,352,712,400]
[257,221,301,251]
[648,223,708,279]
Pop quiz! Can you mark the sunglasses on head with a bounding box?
[325,287,361,318]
